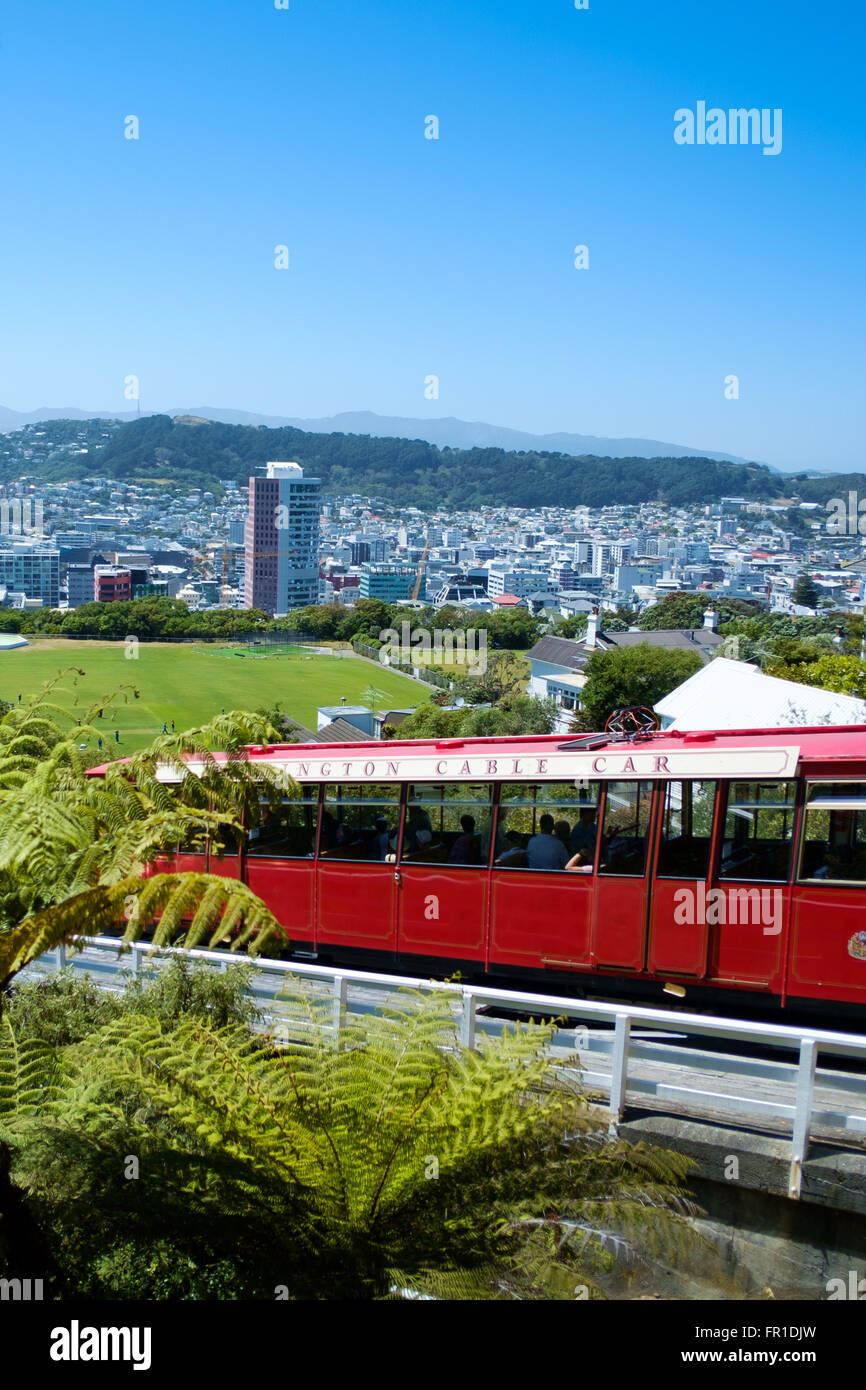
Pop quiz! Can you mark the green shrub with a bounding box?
[4,971,123,1048]
[121,956,263,1031]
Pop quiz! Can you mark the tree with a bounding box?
[0,684,300,1283]
[396,692,556,739]
[0,680,292,1007]
[482,608,543,650]
[768,652,866,698]
[390,704,462,739]
[351,599,393,639]
[2,992,701,1299]
[638,595,760,631]
[556,613,588,640]
[458,696,557,736]
[792,572,820,608]
[577,645,703,730]
[595,613,630,633]
[452,651,528,706]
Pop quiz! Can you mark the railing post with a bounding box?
[789,1037,818,1199]
[460,990,477,1049]
[56,944,66,971]
[608,1014,632,1137]
[332,974,348,1038]
[133,946,142,975]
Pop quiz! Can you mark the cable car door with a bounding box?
[591,781,654,969]
[646,779,718,977]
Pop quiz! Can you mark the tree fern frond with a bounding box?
[0,1015,60,1122]
[0,872,285,990]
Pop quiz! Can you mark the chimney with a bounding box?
[703,606,718,632]
[586,606,601,648]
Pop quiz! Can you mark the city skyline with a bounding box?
[0,1,863,472]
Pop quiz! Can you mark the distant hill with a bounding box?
[0,404,756,464]
[0,404,124,430]
[74,414,787,509]
[167,409,759,465]
[1,413,856,509]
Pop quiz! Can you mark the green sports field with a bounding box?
[1,640,428,751]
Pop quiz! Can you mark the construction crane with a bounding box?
[410,535,430,602]
[220,540,230,608]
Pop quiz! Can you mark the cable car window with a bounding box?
[401,783,493,867]
[799,782,866,882]
[247,786,319,860]
[210,822,241,858]
[656,781,718,879]
[177,823,208,855]
[496,782,601,872]
[160,786,207,856]
[598,781,654,877]
[719,781,796,882]
[321,783,400,862]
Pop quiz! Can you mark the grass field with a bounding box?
[1,640,429,751]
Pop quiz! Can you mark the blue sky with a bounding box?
[0,0,863,470]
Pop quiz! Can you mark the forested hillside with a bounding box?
[3,413,861,509]
[82,415,784,507]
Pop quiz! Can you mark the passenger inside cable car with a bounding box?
[569,807,598,858]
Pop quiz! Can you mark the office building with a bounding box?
[349,536,391,565]
[94,566,132,602]
[66,563,94,608]
[244,462,321,615]
[359,563,416,602]
[0,544,60,607]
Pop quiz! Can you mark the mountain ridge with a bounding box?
[0,403,759,466]
[0,413,856,509]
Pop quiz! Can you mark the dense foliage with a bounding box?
[94,415,784,509]
[395,694,558,740]
[765,652,866,699]
[4,958,261,1049]
[1,595,545,651]
[0,680,291,1000]
[295,600,543,650]
[1,978,702,1299]
[637,595,764,630]
[573,645,703,730]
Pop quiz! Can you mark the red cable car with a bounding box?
[100,724,866,1018]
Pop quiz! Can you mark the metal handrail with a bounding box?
[51,935,866,1200]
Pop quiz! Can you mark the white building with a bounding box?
[655,657,866,730]
[486,564,552,599]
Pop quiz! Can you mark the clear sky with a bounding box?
[0,0,863,470]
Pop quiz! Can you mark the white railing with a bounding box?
[44,936,866,1200]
